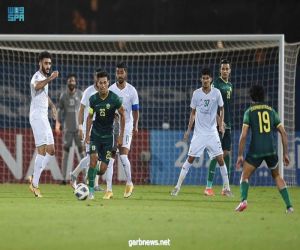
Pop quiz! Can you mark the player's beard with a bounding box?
[42,66,50,76]
[117,77,125,84]
[68,84,75,92]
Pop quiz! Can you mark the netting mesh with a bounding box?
[0,36,298,186]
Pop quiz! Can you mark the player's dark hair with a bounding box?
[250,85,265,102]
[96,71,110,80]
[38,51,52,62]
[220,58,230,65]
[116,62,127,70]
[201,68,212,77]
[95,68,102,74]
[67,73,76,80]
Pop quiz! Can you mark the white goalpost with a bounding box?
[0,34,298,186]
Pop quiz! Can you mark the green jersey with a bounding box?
[243,103,281,158]
[89,91,122,138]
[213,77,233,129]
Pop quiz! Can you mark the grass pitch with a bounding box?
[0,184,299,250]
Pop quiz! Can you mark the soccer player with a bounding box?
[70,68,103,191]
[103,62,139,199]
[171,68,230,196]
[235,85,293,213]
[29,51,59,197]
[55,74,84,185]
[204,59,233,196]
[85,70,125,199]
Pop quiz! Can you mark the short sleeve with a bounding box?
[88,96,94,115]
[273,109,281,128]
[243,108,250,125]
[132,87,139,105]
[217,89,224,107]
[190,91,197,109]
[81,89,89,106]
[115,96,122,110]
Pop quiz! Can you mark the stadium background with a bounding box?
[0,0,300,185]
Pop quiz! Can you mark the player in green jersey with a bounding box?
[204,59,233,196]
[235,85,293,213]
[85,71,125,199]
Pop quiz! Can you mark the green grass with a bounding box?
[0,184,299,250]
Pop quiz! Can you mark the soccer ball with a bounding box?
[74,183,89,200]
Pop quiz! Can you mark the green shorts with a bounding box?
[245,154,278,169]
[219,129,231,151]
[90,132,113,165]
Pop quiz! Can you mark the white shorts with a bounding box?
[30,117,54,147]
[188,132,223,159]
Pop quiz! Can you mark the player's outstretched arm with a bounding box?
[277,124,290,166]
[236,124,249,169]
[34,71,59,91]
[183,108,196,141]
[117,105,126,147]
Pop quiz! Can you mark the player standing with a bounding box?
[204,59,233,196]
[55,74,84,184]
[235,85,293,213]
[29,51,59,197]
[85,71,125,199]
[171,68,230,196]
[70,69,103,191]
[103,62,139,199]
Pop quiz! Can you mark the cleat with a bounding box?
[170,187,180,196]
[88,192,95,200]
[124,184,134,198]
[29,183,43,198]
[204,188,215,196]
[235,200,247,212]
[94,185,104,192]
[70,173,77,189]
[103,191,113,200]
[286,207,294,214]
[28,175,42,198]
[221,189,234,197]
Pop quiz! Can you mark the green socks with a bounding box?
[224,154,230,177]
[279,188,292,208]
[240,181,249,201]
[206,159,217,188]
[87,167,97,192]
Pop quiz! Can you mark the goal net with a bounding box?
[0,35,298,186]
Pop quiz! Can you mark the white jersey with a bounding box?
[80,84,98,131]
[109,82,139,131]
[30,71,48,118]
[190,87,223,134]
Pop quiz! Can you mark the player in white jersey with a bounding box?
[29,51,59,197]
[103,62,139,199]
[70,69,103,191]
[170,68,231,196]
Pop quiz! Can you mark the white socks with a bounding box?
[219,163,230,190]
[106,158,115,191]
[72,155,90,177]
[175,160,192,189]
[42,153,54,171]
[32,154,45,187]
[120,154,132,185]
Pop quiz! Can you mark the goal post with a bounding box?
[0,34,298,186]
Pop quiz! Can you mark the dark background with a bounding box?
[0,0,300,129]
[0,0,300,43]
